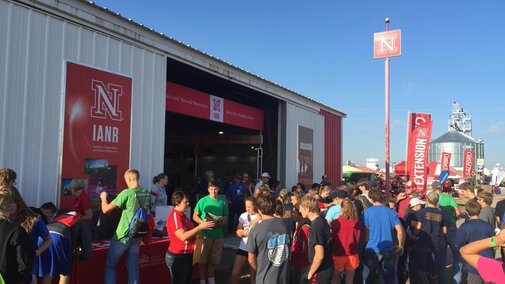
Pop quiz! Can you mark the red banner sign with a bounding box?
[61,62,132,208]
[463,150,475,180]
[407,116,433,195]
[440,152,452,172]
[166,82,264,131]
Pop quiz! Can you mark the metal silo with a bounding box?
[429,130,484,168]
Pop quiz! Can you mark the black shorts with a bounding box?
[236,249,248,257]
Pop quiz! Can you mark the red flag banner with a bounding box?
[440,152,452,172]
[407,120,433,195]
[406,113,431,176]
[463,150,475,180]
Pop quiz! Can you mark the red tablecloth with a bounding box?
[71,238,171,284]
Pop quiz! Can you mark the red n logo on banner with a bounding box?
[91,80,123,121]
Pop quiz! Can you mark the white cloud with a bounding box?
[488,121,505,134]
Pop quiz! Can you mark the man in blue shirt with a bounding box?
[363,188,405,284]
[325,190,347,224]
[226,175,248,232]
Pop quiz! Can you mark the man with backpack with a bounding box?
[100,169,151,284]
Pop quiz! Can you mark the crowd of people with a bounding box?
[2,166,505,284]
[166,172,505,284]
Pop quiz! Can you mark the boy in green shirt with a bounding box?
[193,180,228,284]
[100,169,150,284]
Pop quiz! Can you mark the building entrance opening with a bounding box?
[164,111,264,197]
[165,58,279,199]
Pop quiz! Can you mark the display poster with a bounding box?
[298,126,313,187]
[60,62,131,209]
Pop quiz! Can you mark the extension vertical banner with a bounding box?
[406,113,431,176]
[463,150,475,180]
[407,119,433,194]
[60,62,132,209]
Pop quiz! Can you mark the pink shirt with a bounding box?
[477,257,505,283]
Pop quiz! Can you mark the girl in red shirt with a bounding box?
[166,191,214,284]
[330,199,362,284]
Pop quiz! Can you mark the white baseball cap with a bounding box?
[409,197,426,207]
[261,172,271,178]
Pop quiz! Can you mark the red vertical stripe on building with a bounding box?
[320,110,343,186]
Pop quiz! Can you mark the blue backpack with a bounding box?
[129,192,150,238]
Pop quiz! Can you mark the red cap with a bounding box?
[442,180,452,192]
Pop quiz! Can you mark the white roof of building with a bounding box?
[62,0,346,117]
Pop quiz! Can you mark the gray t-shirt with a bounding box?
[246,217,292,284]
[479,206,495,228]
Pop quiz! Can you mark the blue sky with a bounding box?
[95,0,505,168]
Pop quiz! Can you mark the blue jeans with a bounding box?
[105,238,142,284]
[362,250,397,284]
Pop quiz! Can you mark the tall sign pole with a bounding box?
[374,18,401,198]
[385,19,391,196]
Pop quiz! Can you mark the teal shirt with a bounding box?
[112,187,150,241]
[194,195,228,239]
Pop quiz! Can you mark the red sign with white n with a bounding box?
[374,29,402,58]
[61,62,132,209]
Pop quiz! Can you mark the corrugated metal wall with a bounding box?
[284,103,324,187]
[0,0,166,206]
[320,110,343,186]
